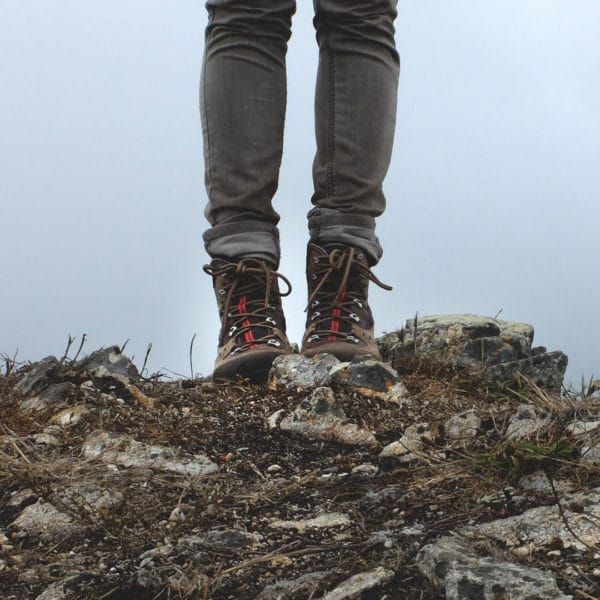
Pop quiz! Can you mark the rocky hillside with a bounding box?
[1,314,599,599]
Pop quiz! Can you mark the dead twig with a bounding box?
[61,334,75,363]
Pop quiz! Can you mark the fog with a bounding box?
[1,1,598,386]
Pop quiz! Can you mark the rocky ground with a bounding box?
[1,314,599,599]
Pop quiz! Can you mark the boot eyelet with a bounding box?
[312,256,319,264]
[311,311,321,321]
[311,300,320,308]
[349,313,360,323]
[228,326,238,336]
[353,299,364,308]
[347,335,360,344]
[306,334,320,343]
[311,274,317,280]
[357,253,364,260]
[266,317,276,325]
[267,339,281,347]
[219,289,226,296]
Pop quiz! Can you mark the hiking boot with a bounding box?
[301,243,392,361]
[203,257,293,382]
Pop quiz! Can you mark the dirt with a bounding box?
[1,355,599,599]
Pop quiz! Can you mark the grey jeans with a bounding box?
[200,0,400,267]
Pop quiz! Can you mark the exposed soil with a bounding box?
[1,355,599,599]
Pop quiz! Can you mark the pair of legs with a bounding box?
[199,0,400,380]
[200,0,400,268]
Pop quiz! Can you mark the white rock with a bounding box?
[82,431,218,477]
[279,388,378,448]
[11,500,78,542]
[321,567,394,600]
[379,422,433,461]
[463,487,600,552]
[270,512,351,533]
[50,405,90,426]
[418,536,570,600]
[444,410,481,442]
[351,464,379,477]
[566,421,600,437]
[506,404,551,440]
[267,409,285,429]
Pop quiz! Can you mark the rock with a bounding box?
[126,383,157,409]
[267,409,286,429]
[7,488,37,508]
[462,487,600,552]
[20,382,76,412]
[506,404,551,440]
[269,353,340,390]
[566,421,600,465]
[278,387,378,448]
[269,354,409,405]
[269,512,351,532]
[518,471,572,494]
[10,500,78,542]
[378,314,567,391]
[482,351,568,393]
[417,536,570,600]
[50,405,91,427]
[82,431,218,476]
[35,572,93,600]
[321,567,394,600]
[444,410,481,443]
[329,356,409,404]
[59,483,124,514]
[359,486,412,510]
[14,356,60,395]
[379,422,434,461]
[75,346,139,384]
[351,463,379,477]
[567,421,600,438]
[379,314,533,365]
[179,529,262,550]
[31,432,60,446]
[258,571,331,600]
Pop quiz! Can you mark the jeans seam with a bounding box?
[326,42,336,199]
[202,15,214,220]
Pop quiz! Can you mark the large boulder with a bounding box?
[378,314,567,392]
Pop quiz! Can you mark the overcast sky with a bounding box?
[1,1,598,388]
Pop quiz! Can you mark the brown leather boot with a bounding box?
[301,243,392,361]
[203,257,293,382]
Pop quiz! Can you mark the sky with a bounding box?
[1,1,598,388]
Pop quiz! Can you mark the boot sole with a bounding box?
[301,342,381,362]
[212,349,288,383]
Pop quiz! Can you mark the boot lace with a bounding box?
[203,258,292,354]
[305,247,392,343]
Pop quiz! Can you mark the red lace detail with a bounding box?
[329,287,346,340]
[238,295,256,347]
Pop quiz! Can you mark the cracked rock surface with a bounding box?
[378,313,567,391]
[417,536,571,600]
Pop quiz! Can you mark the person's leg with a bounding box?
[200,0,297,269]
[308,0,400,266]
[200,0,297,381]
[301,0,399,360]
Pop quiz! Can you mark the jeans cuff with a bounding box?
[203,221,281,267]
[307,207,383,265]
